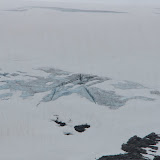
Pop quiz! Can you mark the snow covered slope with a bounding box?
[0,0,160,160]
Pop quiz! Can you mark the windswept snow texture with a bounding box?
[0,68,156,109]
[5,6,127,14]
[0,93,13,100]
[154,8,160,14]
[112,81,146,90]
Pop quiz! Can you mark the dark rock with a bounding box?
[97,133,160,160]
[154,156,160,160]
[121,132,160,155]
[64,132,73,136]
[51,118,66,127]
[74,124,90,132]
[98,153,145,160]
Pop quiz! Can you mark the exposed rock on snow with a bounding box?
[154,156,160,160]
[74,124,90,133]
[51,117,66,127]
[64,132,73,136]
[98,133,160,160]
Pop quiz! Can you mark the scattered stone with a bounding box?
[74,124,90,132]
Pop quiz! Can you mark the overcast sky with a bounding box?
[1,0,160,5]
[31,0,160,4]
[0,0,160,11]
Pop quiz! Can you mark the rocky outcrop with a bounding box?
[98,133,160,160]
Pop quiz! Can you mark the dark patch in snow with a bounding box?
[150,91,160,96]
[11,73,19,77]
[154,156,160,160]
[74,124,90,132]
[17,71,27,74]
[97,133,160,160]
[38,67,70,76]
[0,93,13,100]
[112,81,146,90]
[51,117,66,127]
[0,73,9,77]
[98,154,144,160]
[64,132,73,136]
[4,6,127,14]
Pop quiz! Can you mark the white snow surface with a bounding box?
[0,0,160,160]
